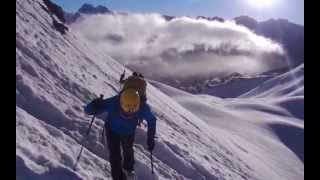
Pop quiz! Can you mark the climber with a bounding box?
[84,88,156,180]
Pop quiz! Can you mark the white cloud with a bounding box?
[71,13,287,80]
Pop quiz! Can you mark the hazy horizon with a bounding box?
[52,0,304,25]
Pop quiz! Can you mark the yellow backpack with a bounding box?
[122,76,147,98]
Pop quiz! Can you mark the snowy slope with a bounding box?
[240,64,304,98]
[150,74,304,178]
[16,0,303,180]
[239,64,304,119]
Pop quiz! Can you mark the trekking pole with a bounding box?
[150,151,154,174]
[119,69,126,91]
[73,94,103,171]
[101,126,105,143]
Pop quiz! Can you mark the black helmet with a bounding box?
[132,72,138,76]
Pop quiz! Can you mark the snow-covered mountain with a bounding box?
[165,66,291,98]
[63,3,303,70]
[163,14,304,68]
[234,16,304,67]
[78,4,112,14]
[164,15,303,96]
[61,3,303,98]
[64,4,113,24]
[16,0,304,180]
[164,72,274,98]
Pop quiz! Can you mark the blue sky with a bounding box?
[51,0,304,25]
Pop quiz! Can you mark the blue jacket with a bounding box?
[84,95,156,137]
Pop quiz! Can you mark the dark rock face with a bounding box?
[43,0,66,23]
[196,16,225,22]
[234,16,258,30]
[162,15,175,21]
[53,19,68,35]
[42,0,68,34]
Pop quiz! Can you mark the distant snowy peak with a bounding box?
[186,15,304,68]
[234,16,304,67]
[196,16,225,22]
[64,3,303,68]
[163,68,287,98]
[174,72,278,98]
[78,3,112,14]
[64,3,113,24]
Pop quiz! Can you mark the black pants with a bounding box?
[106,125,135,180]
